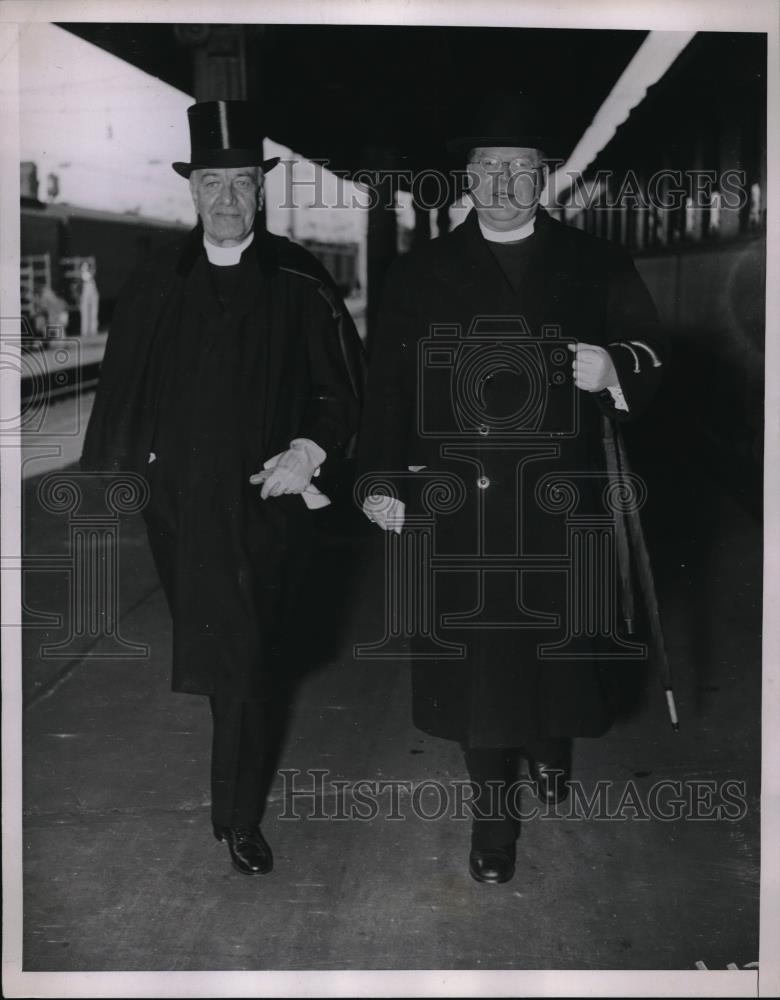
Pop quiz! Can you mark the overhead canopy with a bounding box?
[60,23,646,179]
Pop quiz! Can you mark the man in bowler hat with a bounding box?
[358,95,665,884]
[82,100,363,876]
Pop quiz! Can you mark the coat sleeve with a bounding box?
[80,262,158,473]
[596,246,666,422]
[294,274,365,491]
[355,256,419,505]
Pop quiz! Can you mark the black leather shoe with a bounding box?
[469,843,516,884]
[527,748,572,805]
[213,825,273,876]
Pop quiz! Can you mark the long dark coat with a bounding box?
[81,221,363,699]
[358,209,665,747]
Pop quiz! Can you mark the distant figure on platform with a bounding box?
[358,94,666,885]
[31,281,69,342]
[81,100,363,877]
[78,260,100,335]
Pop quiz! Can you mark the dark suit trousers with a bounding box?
[142,464,272,829]
[209,694,270,828]
[463,738,571,847]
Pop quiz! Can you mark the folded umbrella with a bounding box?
[603,416,678,731]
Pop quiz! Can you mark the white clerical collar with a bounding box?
[203,230,255,266]
[478,216,536,243]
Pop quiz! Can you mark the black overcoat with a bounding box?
[81,222,363,699]
[358,209,665,747]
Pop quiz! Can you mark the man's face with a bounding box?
[466,146,547,231]
[189,166,263,246]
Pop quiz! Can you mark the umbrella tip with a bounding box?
[664,688,679,730]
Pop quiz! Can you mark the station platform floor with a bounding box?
[14,440,763,976]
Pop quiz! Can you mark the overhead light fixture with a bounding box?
[546,31,696,204]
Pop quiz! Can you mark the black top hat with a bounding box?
[172,100,280,177]
[446,92,557,160]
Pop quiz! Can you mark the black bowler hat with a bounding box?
[172,100,280,177]
[446,92,557,160]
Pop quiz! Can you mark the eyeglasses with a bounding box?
[468,156,543,175]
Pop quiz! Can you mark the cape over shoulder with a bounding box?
[273,234,336,285]
[123,224,357,303]
[170,223,353,314]
[102,231,190,307]
[401,208,634,273]
[171,222,339,285]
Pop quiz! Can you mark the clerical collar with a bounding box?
[478,216,536,243]
[203,231,255,266]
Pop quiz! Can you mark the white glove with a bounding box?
[363,494,405,535]
[250,438,326,500]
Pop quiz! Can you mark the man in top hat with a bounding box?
[82,100,363,876]
[358,94,665,884]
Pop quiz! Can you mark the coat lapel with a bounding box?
[248,230,287,454]
[524,211,582,331]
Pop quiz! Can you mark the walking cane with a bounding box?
[602,416,679,731]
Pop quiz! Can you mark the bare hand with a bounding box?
[363,494,405,534]
[567,342,618,392]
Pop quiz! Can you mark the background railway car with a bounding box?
[20,195,189,331]
[20,191,362,333]
[299,238,360,297]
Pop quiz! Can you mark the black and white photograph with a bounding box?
[1,0,778,996]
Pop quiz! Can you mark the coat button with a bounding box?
[477,424,489,436]
[477,476,490,490]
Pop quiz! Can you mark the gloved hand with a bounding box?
[249,438,326,500]
[567,342,619,392]
[363,494,405,535]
